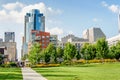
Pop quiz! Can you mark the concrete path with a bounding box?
[22,67,47,80]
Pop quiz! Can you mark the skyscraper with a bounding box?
[118,10,120,33]
[24,9,45,43]
[4,32,15,42]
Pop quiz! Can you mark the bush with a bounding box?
[33,63,60,67]
[9,62,17,67]
[76,59,118,64]
[0,62,18,67]
[0,64,10,67]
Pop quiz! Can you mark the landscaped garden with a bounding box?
[0,68,22,80]
[33,62,120,80]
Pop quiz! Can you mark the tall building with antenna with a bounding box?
[118,9,120,33]
[107,8,120,46]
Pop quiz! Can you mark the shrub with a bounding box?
[33,63,60,67]
[0,64,10,67]
[0,62,18,67]
[75,59,118,64]
[9,62,17,67]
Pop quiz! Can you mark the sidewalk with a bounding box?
[22,67,47,80]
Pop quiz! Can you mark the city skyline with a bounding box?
[0,0,120,60]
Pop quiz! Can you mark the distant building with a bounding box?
[50,35,58,47]
[107,34,120,46]
[59,34,89,49]
[4,32,15,42]
[31,30,50,49]
[83,27,106,43]
[0,38,3,42]
[0,42,16,62]
[24,9,45,43]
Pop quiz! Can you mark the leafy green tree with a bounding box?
[75,50,81,60]
[115,41,120,59]
[44,50,51,63]
[63,42,77,61]
[39,49,45,63]
[28,42,42,65]
[0,54,3,65]
[56,47,64,58]
[56,47,64,63]
[96,38,109,59]
[81,43,91,60]
[108,45,116,59]
[45,43,57,63]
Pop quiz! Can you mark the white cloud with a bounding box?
[46,27,63,35]
[0,2,62,24]
[0,10,6,16]
[108,5,119,13]
[2,2,25,10]
[101,1,119,13]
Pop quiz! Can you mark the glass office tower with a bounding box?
[24,9,45,43]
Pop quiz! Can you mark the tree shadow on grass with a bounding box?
[43,74,76,78]
[0,73,22,80]
[36,70,67,73]
[73,64,98,67]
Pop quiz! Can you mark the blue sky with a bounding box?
[0,0,120,60]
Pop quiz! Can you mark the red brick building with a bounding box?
[31,30,50,48]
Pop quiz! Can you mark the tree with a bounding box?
[0,54,3,65]
[81,43,91,60]
[56,47,64,63]
[44,50,51,64]
[28,42,42,65]
[63,42,77,61]
[45,43,57,63]
[56,47,64,58]
[75,50,81,60]
[108,45,116,59]
[39,49,45,63]
[96,38,109,59]
[115,41,120,59]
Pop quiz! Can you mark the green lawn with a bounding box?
[33,62,120,80]
[0,68,22,80]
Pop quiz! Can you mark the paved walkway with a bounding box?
[22,67,47,80]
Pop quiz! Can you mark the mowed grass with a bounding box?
[0,68,22,80]
[33,62,120,80]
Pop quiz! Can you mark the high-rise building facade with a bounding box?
[4,32,15,42]
[24,9,45,43]
[118,11,120,33]
[83,27,106,43]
